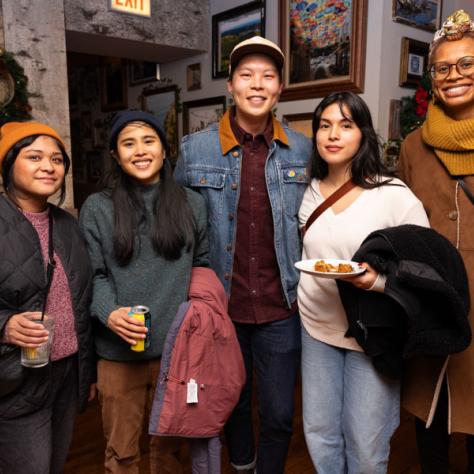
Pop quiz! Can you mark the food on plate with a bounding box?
[314,260,354,273]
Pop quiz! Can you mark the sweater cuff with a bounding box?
[92,300,121,327]
[365,274,387,293]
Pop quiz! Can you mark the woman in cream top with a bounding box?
[297,91,428,474]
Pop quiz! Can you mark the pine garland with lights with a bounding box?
[0,48,32,125]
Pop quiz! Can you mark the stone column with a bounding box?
[2,0,74,208]
[0,1,4,47]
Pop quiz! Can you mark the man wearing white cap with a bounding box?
[175,36,312,473]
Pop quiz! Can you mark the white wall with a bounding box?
[160,0,473,141]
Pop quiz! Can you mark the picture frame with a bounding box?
[86,150,104,183]
[388,99,402,140]
[282,112,313,138]
[183,96,227,135]
[399,37,430,88]
[212,1,266,79]
[187,63,202,91]
[141,85,179,164]
[279,0,368,101]
[81,68,99,103]
[392,0,442,32]
[80,111,92,139]
[129,60,157,85]
[100,57,128,112]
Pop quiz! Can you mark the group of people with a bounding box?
[0,8,473,474]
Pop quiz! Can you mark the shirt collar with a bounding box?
[219,107,289,156]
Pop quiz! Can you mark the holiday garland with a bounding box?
[383,75,432,167]
[0,48,32,125]
[399,74,432,138]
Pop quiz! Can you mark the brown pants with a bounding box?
[97,359,184,474]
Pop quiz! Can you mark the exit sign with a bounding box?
[110,0,151,17]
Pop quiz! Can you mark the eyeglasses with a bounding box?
[428,56,474,81]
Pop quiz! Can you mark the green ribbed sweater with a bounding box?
[79,185,209,361]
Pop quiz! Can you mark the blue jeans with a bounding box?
[301,325,400,474]
[224,315,301,474]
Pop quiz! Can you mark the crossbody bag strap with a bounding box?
[41,209,56,319]
[302,179,356,237]
[457,178,474,206]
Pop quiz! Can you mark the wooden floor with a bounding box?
[64,381,468,473]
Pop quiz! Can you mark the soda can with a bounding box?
[129,305,151,352]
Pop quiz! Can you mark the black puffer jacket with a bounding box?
[0,195,95,417]
[337,224,471,379]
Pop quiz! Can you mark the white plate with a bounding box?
[295,258,366,279]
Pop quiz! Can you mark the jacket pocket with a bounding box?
[0,364,52,419]
[281,165,310,216]
[187,170,226,220]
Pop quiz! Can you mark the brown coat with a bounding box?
[398,128,474,435]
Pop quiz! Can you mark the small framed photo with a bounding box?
[100,57,128,112]
[87,150,104,183]
[388,99,402,140]
[187,63,202,91]
[399,37,429,88]
[80,111,92,139]
[212,1,265,79]
[282,113,313,139]
[183,96,227,135]
[392,0,442,32]
[129,60,157,85]
[142,86,179,164]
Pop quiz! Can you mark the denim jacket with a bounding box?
[175,110,312,307]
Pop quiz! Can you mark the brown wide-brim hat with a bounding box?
[0,121,64,166]
[228,36,285,76]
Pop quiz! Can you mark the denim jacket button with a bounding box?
[232,151,239,157]
[228,213,234,221]
[199,177,207,184]
[224,273,230,280]
[226,244,232,251]
[231,183,238,190]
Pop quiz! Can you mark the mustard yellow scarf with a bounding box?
[421,102,474,175]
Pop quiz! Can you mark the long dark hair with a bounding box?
[107,122,195,266]
[311,91,394,188]
[1,134,70,206]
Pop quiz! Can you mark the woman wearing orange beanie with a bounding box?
[0,122,95,474]
[399,10,474,473]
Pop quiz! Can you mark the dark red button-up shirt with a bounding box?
[228,111,297,324]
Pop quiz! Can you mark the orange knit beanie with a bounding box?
[0,122,64,166]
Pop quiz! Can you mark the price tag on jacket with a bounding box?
[187,378,198,403]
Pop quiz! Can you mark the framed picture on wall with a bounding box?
[399,37,429,88]
[279,0,368,101]
[212,1,266,79]
[129,60,157,85]
[282,112,313,139]
[183,96,227,135]
[141,86,179,164]
[87,150,103,183]
[388,99,402,140]
[187,63,202,91]
[392,0,442,32]
[100,57,128,112]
